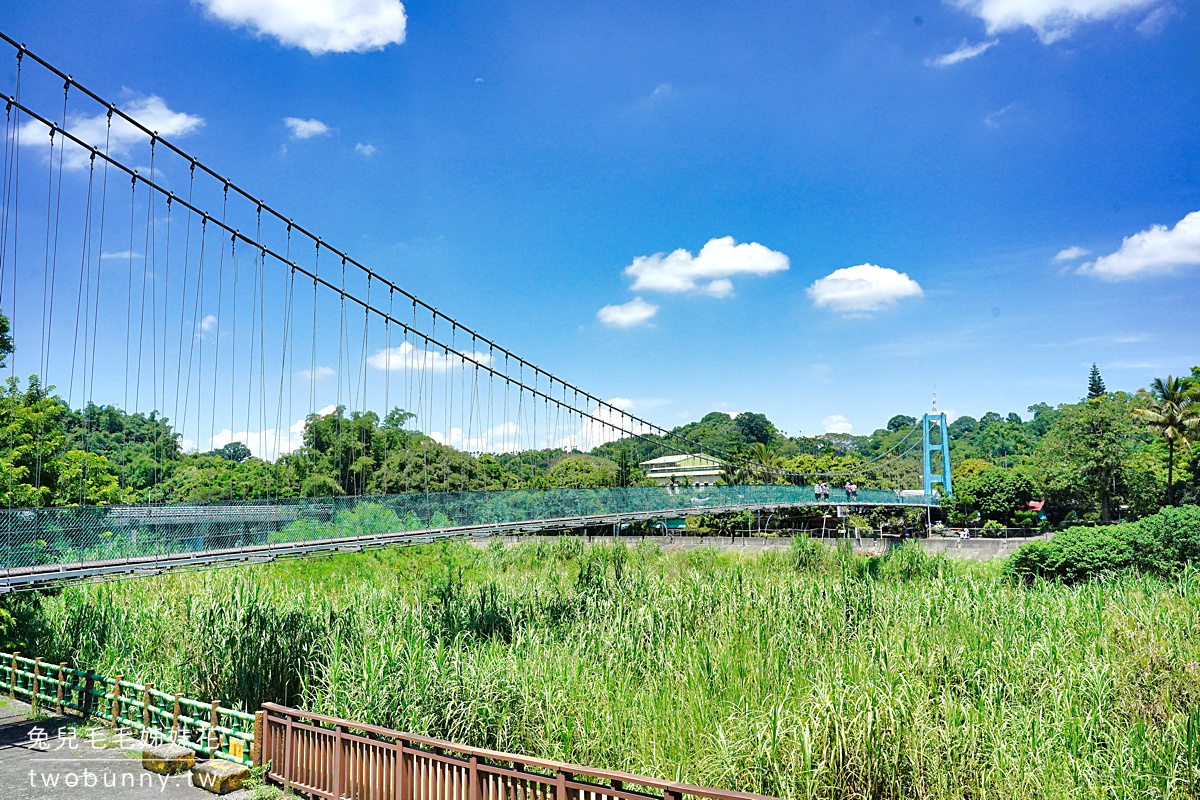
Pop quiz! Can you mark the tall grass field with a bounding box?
[5,538,1199,799]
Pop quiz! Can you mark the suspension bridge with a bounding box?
[0,34,952,592]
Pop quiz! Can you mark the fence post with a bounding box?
[556,769,568,800]
[332,724,343,799]
[111,676,123,727]
[399,737,411,800]
[142,683,153,740]
[209,701,220,756]
[56,663,65,715]
[251,710,264,768]
[82,670,94,719]
[9,652,17,697]
[32,658,41,708]
[172,694,182,743]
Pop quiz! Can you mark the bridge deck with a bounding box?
[0,486,936,592]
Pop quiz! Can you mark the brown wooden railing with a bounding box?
[262,704,775,800]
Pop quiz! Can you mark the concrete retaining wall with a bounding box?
[466,533,1050,561]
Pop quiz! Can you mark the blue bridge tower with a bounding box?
[922,412,953,498]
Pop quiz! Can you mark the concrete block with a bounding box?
[142,743,195,775]
[191,759,251,795]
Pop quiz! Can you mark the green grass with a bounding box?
[6,538,1200,799]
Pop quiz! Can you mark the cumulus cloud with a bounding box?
[822,415,853,434]
[208,404,335,460]
[1076,210,1200,281]
[431,422,521,454]
[196,0,407,55]
[284,117,332,140]
[355,143,377,156]
[807,263,924,314]
[926,38,998,66]
[597,297,659,328]
[556,399,655,452]
[20,95,203,170]
[623,236,789,296]
[1054,245,1091,261]
[947,0,1159,43]
[366,341,494,373]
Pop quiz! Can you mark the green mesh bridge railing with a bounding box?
[0,486,936,591]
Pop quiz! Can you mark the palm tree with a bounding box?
[1134,376,1200,506]
[718,460,750,486]
[749,441,785,483]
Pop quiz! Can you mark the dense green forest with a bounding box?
[2,302,1197,533]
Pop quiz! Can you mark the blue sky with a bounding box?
[2,0,1198,444]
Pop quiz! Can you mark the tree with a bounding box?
[948,416,977,440]
[1032,396,1135,523]
[1134,376,1200,506]
[1087,363,1106,399]
[749,441,786,483]
[734,412,775,445]
[0,312,11,370]
[51,450,126,506]
[212,441,252,463]
[546,456,616,488]
[887,414,917,432]
[718,461,750,486]
[941,465,1035,526]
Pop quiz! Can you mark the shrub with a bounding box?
[1008,504,1200,584]
[980,519,1007,537]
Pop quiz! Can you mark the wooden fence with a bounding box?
[0,651,258,767]
[262,704,775,800]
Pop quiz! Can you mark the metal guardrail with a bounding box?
[262,703,777,800]
[0,651,258,767]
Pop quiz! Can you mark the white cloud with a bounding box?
[355,142,377,156]
[197,0,407,55]
[947,0,1159,44]
[984,102,1015,127]
[597,297,659,328]
[1076,210,1200,281]
[807,263,924,314]
[200,314,218,332]
[640,83,675,107]
[284,117,332,140]
[926,38,998,67]
[1054,245,1091,260]
[100,250,141,261]
[623,236,789,296]
[207,405,335,460]
[556,400,655,452]
[20,95,203,170]
[1136,4,1180,35]
[296,365,336,380]
[822,415,853,434]
[366,341,495,373]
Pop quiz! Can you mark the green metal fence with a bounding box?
[0,651,257,766]
[0,485,934,571]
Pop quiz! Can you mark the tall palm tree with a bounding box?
[1134,376,1200,506]
[749,442,782,483]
